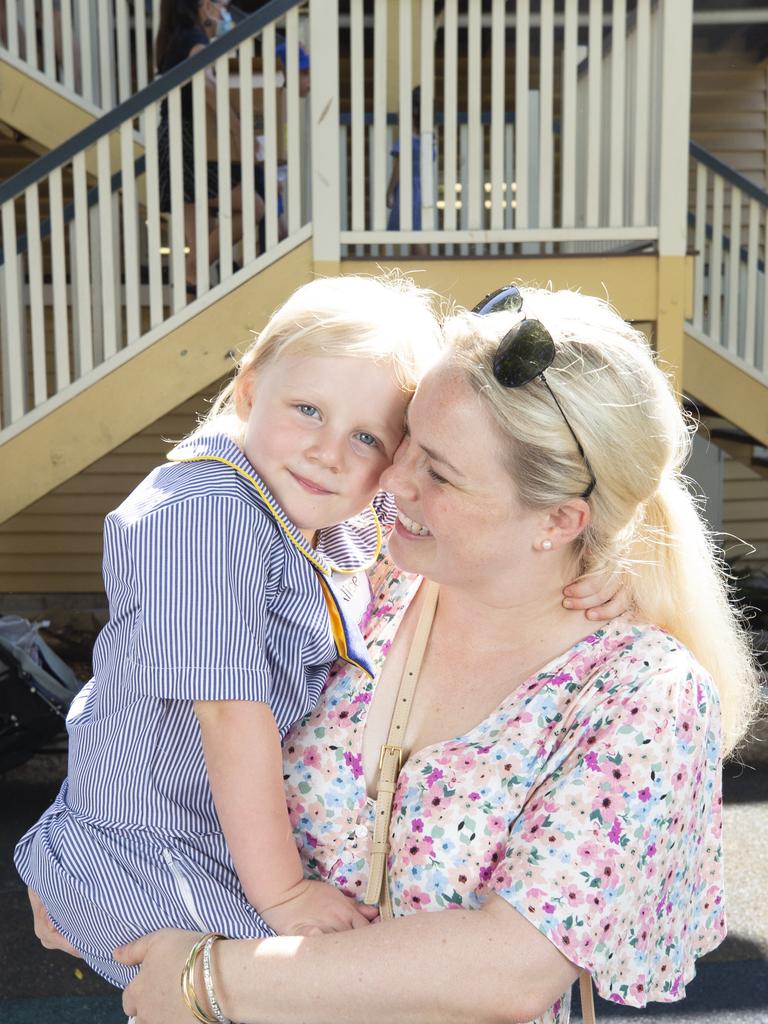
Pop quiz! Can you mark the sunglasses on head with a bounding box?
[472,284,596,499]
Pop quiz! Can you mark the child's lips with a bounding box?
[290,471,335,496]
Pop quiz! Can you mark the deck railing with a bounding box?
[688,142,768,389]
[334,0,687,258]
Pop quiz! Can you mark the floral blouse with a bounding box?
[283,555,725,1024]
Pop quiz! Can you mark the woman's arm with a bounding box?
[196,701,374,934]
[27,889,81,957]
[119,895,579,1024]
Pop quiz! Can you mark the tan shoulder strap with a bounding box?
[364,580,439,911]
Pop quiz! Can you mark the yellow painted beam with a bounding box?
[654,255,693,388]
[684,333,768,449]
[0,241,314,524]
[0,61,141,185]
[344,254,663,323]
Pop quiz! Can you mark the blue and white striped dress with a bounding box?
[14,427,394,988]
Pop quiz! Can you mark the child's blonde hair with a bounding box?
[445,287,759,755]
[199,273,442,444]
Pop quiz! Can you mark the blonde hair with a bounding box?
[198,273,442,444]
[446,287,759,755]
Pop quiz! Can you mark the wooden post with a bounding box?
[656,0,693,386]
[309,0,340,273]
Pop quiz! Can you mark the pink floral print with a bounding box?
[283,555,725,1023]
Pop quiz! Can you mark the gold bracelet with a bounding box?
[180,932,225,1024]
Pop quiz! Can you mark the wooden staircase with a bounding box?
[0,57,101,152]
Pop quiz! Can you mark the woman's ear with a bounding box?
[542,499,590,550]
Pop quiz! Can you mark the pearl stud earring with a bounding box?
[540,539,553,551]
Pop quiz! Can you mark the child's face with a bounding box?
[235,354,410,538]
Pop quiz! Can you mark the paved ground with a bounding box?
[0,738,766,1023]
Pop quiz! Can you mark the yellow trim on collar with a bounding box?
[167,452,382,576]
[315,574,373,679]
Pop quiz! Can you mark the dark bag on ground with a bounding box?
[0,617,83,773]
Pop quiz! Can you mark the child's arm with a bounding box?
[195,700,376,936]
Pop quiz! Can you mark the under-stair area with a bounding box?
[0,0,767,592]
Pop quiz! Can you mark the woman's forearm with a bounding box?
[216,897,577,1024]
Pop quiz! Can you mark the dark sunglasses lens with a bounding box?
[472,285,523,316]
[493,320,555,387]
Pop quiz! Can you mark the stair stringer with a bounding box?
[0,56,100,152]
[1,239,314,525]
[683,331,768,450]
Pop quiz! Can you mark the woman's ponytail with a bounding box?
[624,476,759,754]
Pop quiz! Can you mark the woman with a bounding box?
[156,0,264,295]
[37,287,757,1022]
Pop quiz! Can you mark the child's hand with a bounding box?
[562,570,630,621]
[261,879,378,936]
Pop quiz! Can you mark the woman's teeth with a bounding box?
[398,511,431,536]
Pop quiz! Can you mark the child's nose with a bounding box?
[308,431,344,470]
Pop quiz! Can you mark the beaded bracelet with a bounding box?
[202,934,233,1024]
[180,932,227,1024]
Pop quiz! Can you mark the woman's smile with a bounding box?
[396,510,431,537]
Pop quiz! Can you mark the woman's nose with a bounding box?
[380,437,417,496]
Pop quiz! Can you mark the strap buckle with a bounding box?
[378,743,402,772]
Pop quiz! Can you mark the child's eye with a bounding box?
[354,431,380,449]
[297,403,320,418]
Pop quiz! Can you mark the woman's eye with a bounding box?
[427,466,447,484]
[355,431,380,449]
[297,404,320,418]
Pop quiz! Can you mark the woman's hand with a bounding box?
[27,888,81,957]
[116,928,204,1023]
[562,569,630,621]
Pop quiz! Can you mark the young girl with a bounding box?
[14,274,442,987]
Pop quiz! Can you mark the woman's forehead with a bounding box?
[412,364,509,475]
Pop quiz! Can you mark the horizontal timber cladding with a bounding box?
[690,42,768,190]
[0,380,226,594]
[722,457,768,572]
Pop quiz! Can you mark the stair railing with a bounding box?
[0,0,698,441]
[0,0,309,439]
[0,0,161,112]
[688,141,768,388]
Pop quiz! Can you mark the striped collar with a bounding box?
[166,426,383,578]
